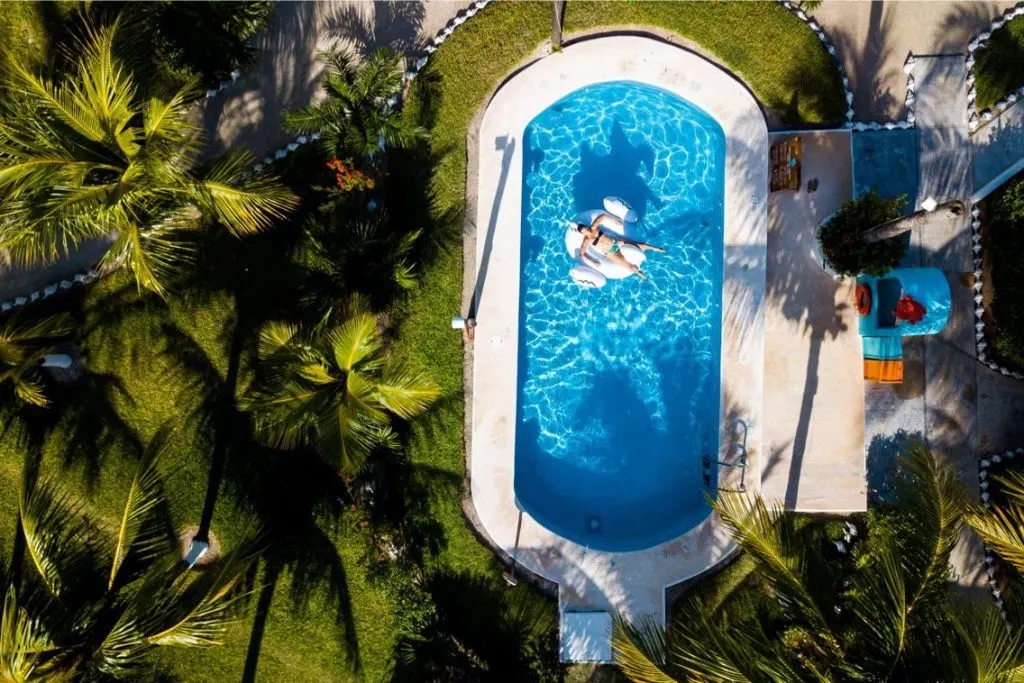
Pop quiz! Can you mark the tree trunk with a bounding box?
[552,0,565,49]
[861,199,965,244]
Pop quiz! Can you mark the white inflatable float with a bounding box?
[565,197,646,288]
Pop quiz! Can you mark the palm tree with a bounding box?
[3,427,257,679]
[612,445,1024,681]
[283,47,426,161]
[243,307,439,477]
[0,313,74,407]
[297,212,420,315]
[861,199,965,244]
[0,22,297,297]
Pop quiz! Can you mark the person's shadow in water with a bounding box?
[572,121,662,219]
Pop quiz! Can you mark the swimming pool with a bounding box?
[515,81,726,552]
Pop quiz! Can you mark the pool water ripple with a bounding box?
[515,81,726,551]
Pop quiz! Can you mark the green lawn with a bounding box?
[0,1,50,74]
[973,16,1024,111]
[0,1,77,77]
[0,2,845,681]
[565,1,846,125]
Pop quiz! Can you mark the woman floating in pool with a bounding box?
[574,212,665,280]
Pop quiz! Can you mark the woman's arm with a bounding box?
[591,212,623,230]
[580,234,601,266]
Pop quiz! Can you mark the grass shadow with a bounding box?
[390,569,560,682]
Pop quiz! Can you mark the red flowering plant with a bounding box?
[326,156,380,193]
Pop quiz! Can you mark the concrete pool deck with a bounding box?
[763,131,866,512]
[466,36,767,626]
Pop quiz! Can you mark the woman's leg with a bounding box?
[607,251,647,279]
[636,240,665,253]
[618,236,665,253]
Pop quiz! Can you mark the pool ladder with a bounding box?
[702,418,748,493]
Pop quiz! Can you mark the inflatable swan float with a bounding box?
[566,197,645,288]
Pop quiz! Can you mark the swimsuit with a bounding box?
[592,230,619,255]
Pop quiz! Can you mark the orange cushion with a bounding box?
[864,358,903,384]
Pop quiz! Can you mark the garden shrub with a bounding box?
[141,1,273,86]
[973,16,1024,112]
[817,191,907,277]
[985,175,1024,367]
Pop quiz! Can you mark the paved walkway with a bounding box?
[973,99,1024,200]
[0,1,471,301]
[202,0,472,158]
[762,131,866,512]
[813,1,1011,121]
[862,54,987,593]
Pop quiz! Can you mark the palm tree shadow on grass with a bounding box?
[155,318,363,679]
[391,570,559,682]
[230,445,362,682]
[0,368,144,493]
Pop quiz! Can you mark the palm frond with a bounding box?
[996,470,1024,507]
[191,151,297,236]
[6,62,104,145]
[320,48,356,83]
[377,115,427,150]
[108,426,173,590]
[847,540,910,671]
[611,616,676,683]
[101,220,177,297]
[96,543,256,675]
[671,601,803,683]
[329,313,381,372]
[849,444,967,676]
[281,103,340,137]
[19,474,98,599]
[257,321,301,359]
[314,385,381,475]
[946,604,1024,683]
[713,493,831,630]
[374,364,439,419]
[967,505,1024,573]
[0,585,72,682]
[13,376,48,408]
[0,313,74,349]
[356,48,404,103]
[897,445,967,610]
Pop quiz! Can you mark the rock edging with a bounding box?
[969,203,1024,380]
[406,0,496,80]
[977,449,1023,620]
[966,3,1024,133]
[774,0,916,130]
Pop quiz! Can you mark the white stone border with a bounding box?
[0,131,322,315]
[966,3,1024,133]
[201,69,244,102]
[469,35,767,624]
[406,0,495,80]
[976,449,1024,620]
[774,0,917,130]
[0,0,499,311]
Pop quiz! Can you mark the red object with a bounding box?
[855,284,872,316]
[326,156,379,192]
[894,295,926,324]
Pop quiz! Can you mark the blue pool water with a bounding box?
[515,81,725,552]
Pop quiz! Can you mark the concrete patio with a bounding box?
[762,131,866,512]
